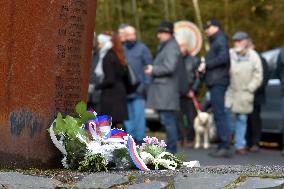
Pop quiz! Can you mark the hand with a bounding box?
[198,62,206,73]
[88,84,95,93]
[187,90,194,98]
[144,65,153,75]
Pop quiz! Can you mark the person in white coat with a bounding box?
[225,31,263,155]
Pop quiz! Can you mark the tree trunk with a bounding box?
[164,0,170,20]
[132,0,141,39]
[224,0,229,33]
[192,0,209,52]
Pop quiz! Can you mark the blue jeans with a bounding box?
[159,111,177,153]
[282,97,284,147]
[233,113,248,150]
[124,98,146,142]
[225,107,234,135]
[209,85,230,149]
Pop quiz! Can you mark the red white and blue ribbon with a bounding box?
[105,128,127,139]
[127,135,149,171]
[104,128,127,143]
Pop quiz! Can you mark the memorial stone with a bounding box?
[0,0,97,168]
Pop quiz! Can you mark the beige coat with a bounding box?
[225,49,263,114]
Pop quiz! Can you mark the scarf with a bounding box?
[95,34,113,82]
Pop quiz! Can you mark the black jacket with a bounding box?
[205,30,230,87]
[276,47,284,96]
[178,55,200,97]
[254,54,269,105]
[96,49,128,123]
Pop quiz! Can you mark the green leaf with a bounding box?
[65,138,87,169]
[81,111,96,124]
[143,144,166,158]
[54,112,65,134]
[64,115,79,139]
[65,115,78,128]
[75,101,87,115]
[78,153,107,172]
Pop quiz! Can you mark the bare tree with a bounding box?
[164,0,170,20]
[192,0,209,52]
[131,0,141,39]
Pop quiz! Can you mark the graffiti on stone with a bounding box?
[10,109,43,137]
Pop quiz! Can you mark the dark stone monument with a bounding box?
[0,0,97,168]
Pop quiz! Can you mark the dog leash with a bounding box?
[191,94,202,114]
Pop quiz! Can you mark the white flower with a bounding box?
[86,141,126,163]
[154,158,177,170]
[140,152,155,164]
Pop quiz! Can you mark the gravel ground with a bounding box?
[1,165,284,188]
[5,165,283,183]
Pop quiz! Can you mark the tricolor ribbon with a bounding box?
[127,135,149,171]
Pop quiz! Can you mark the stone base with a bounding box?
[0,152,62,169]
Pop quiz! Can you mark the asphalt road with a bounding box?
[179,146,284,166]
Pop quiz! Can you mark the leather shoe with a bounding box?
[209,148,233,158]
[249,145,260,153]
[236,148,246,155]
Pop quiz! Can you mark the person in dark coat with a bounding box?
[123,26,153,144]
[88,33,100,110]
[145,21,182,153]
[95,32,128,126]
[199,19,232,157]
[246,40,269,152]
[276,47,284,156]
[176,36,200,148]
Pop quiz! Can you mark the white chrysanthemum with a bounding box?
[154,158,177,170]
[140,151,155,165]
[86,141,126,163]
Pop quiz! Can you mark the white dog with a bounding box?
[194,111,213,149]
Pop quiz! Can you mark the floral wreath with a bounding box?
[49,101,200,172]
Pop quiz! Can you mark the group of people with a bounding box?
[201,19,268,157]
[88,18,282,157]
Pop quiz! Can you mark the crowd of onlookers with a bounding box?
[88,18,284,157]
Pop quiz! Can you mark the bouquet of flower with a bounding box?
[49,101,200,172]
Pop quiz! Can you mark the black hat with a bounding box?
[157,21,174,34]
[203,19,221,29]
